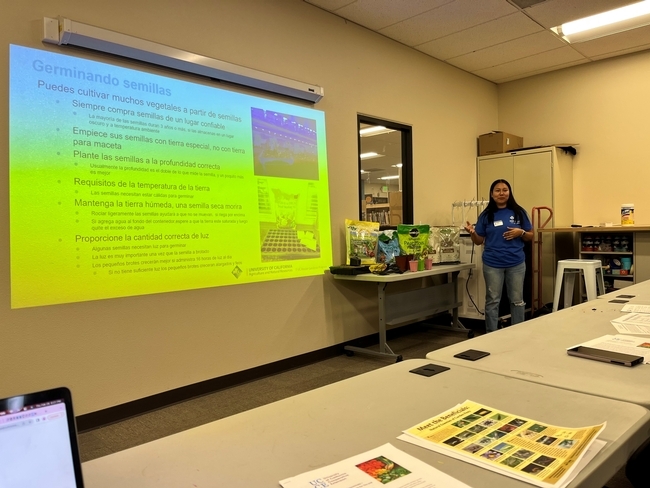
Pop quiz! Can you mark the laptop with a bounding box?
[0,387,85,487]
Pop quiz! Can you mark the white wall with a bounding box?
[1,0,497,414]
[363,182,400,196]
[498,50,650,225]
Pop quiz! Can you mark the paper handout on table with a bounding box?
[620,304,650,314]
[572,334,650,364]
[611,313,650,335]
[279,443,472,488]
[398,400,605,488]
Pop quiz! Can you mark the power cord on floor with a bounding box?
[465,237,484,316]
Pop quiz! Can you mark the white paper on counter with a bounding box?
[611,313,650,335]
[621,304,650,314]
[612,322,650,335]
[612,312,650,326]
[280,443,472,488]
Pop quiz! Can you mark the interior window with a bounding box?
[358,115,412,225]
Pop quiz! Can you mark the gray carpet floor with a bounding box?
[78,324,633,487]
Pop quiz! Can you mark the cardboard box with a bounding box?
[614,279,633,289]
[478,131,524,156]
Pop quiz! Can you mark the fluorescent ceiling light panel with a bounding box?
[42,17,324,103]
[552,1,650,43]
[391,163,403,168]
[360,152,384,160]
[378,175,400,180]
[359,125,396,137]
[360,125,386,135]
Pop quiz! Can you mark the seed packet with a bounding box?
[345,219,379,265]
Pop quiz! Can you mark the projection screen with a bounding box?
[9,44,332,308]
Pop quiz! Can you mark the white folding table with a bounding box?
[332,263,475,361]
[426,298,650,407]
[83,359,650,488]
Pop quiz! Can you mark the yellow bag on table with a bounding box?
[345,219,379,265]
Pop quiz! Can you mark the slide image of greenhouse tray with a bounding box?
[251,108,320,180]
[259,225,320,262]
[257,181,320,262]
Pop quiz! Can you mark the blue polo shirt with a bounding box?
[475,208,531,268]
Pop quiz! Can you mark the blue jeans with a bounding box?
[483,261,526,332]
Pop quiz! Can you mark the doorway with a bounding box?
[357,115,412,226]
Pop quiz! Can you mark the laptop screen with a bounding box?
[0,388,84,487]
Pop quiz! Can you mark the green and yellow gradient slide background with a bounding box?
[9,44,332,308]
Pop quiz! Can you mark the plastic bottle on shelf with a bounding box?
[603,236,612,252]
[621,237,630,252]
[621,204,634,226]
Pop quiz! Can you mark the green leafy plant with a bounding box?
[425,244,435,259]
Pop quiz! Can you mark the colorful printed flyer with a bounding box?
[280,443,471,488]
[399,400,605,488]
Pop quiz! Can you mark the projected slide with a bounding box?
[9,44,332,308]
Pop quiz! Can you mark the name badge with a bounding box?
[494,220,503,227]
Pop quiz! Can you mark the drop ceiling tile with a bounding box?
[471,46,586,81]
[510,0,548,8]
[570,24,650,58]
[379,0,518,46]
[493,58,590,83]
[525,0,636,29]
[447,31,566,72]
[305,0,648,83]
[304,0,356,11]
[334,0,453,30]
[590,43,650,61]
[417,12,543,60]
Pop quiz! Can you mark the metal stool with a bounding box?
[552,259,605,312]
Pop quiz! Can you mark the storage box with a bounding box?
[478,131,524,156]
[614,279,633,289]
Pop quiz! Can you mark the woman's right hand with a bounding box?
[464,221,474,234]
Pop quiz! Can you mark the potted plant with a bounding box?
[395,250,409,272]
[424,245,434,270]
[408,252,419,272]
[417,250,426,271]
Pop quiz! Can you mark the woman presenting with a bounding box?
[464,179,532,332]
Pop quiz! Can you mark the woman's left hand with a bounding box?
[504,227,525,240]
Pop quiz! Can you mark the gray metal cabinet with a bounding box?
[477,146,575,307]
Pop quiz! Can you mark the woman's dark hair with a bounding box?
[480,179,527,224]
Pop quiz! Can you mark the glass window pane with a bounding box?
[358,116,412,226]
